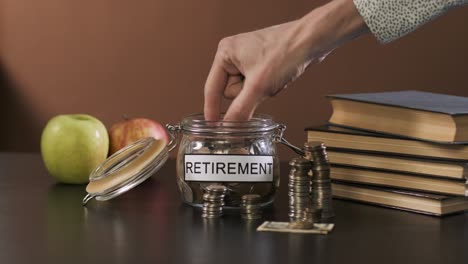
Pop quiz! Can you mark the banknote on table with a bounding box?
[257,221,334,234]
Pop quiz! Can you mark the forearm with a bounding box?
[353,0,468,43]
[289,0,369,61]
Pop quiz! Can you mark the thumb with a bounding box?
[224,77,264,121]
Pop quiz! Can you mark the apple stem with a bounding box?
[122,115,130,121]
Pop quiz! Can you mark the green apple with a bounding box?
[41,114,109,184]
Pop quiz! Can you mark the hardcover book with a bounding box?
[306,125,468,161]
[332,181,468,216]
[327,90,468,143]
[330,165,468,196]
[327,150,468,180]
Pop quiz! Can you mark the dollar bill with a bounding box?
[256,221,334,234]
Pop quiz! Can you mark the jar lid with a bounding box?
[82,137,169,205]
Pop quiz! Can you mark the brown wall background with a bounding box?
[1,0,468,161]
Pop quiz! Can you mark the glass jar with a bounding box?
[82,113,303,208]
[170,113,282,209]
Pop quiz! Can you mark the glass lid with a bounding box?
[82,137,170,206]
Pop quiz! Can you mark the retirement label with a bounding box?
[184,154,274,182]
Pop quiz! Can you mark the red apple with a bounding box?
[108,118,169,155]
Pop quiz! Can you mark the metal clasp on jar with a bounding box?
[273,124,305,156]
[166,123,181,152]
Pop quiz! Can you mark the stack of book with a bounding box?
[306,90,468,216]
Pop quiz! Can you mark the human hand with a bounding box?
[203,20,326,121]
[203,0,368,121]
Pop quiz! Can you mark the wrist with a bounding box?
[299,0,369,58]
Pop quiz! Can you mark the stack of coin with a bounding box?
[202,184,228,218]
[302,207,322,223]
[240,194,262,220]
[288,157,313,221]
[304,142,335,221]
[289,207,322,229]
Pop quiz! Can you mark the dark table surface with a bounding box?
[1,152,467,264]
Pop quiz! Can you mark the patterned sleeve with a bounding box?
[353,0,468,43]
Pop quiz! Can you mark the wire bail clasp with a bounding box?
[274,123,305,156]
[166,123,181,152]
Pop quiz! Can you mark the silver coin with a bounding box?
[202,194,226,200]
[288,184,310,189]
[288,174,309,180]
[289,205,311,210]
[288,186,311,192]
[288,196,311,201]
[202,198,225,204]
[200,182,221,192]
[288,191,311,197]
[202,205,223,210]
[289,206,311,211]
[288,188,310,193]
[202,209,223,214]
[203,203,225,208]
[288,199,311,204]
[288,179,309,184]
[241,205,261,210]
[203,209,224,214]
[206,184,228,193]
[228,147,250,155]
[289,207,311,211]
[202,212,223,216]
[289,157,313,167]
[289,188,310,192]
[312,171,331,178]
[288,191,310,196]
[202,214,222,219]
[289,200,311,205]
[249,138,271,155]
[241,210,261,215]
[241,214,262,220]
[288,184,310,188]
[188,141,205,152]
[289,173,309,177]
[290,202,309,206]
[289,185,310,189]
[288,178,310,183]
[241,194,261,202]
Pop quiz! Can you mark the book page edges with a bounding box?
[307,131,468,160]
[333,184,468,215]
[329,99,457,142]
[327,151,465,179]
[332,184,443,215]
[331,167,467,196]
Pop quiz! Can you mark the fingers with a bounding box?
[224,77,264,121]
[223,75,244,99]
[204,55,228,121]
